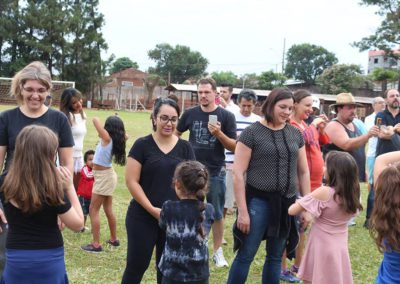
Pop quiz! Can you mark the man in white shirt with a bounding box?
[219,84,240,113]
[223,89,261,230]
[363,96,385,228]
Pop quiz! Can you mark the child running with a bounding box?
[81,116,127,252]
[77,150,95,232]
[370,151,400,284]
[159,161,214,284]
[0,125,83,283]
[289,150,362,284]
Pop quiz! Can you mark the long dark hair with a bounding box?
[104,116,126,166]
[60,87,85,125]
[370,164,400,252]
[173,161,209,239]
[325,151,362,214]
[1,125,64,213]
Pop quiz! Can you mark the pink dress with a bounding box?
[297,187,354,284]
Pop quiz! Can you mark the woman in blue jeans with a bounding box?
[227,88,312,284]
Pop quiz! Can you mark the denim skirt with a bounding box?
[1,246,68,284]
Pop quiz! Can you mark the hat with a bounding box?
[311,95,320,110]
[329,93,363,108]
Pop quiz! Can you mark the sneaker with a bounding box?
[106,239,120,247]
[280,269,301,283]
[81,243,103,253]
[363,219,370,229]
[213,247,229,268]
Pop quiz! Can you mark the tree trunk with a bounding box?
[144,76,160,108]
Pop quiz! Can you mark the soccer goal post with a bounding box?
[0,77,75,105]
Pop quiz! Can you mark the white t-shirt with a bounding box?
[71,113,87,158]
[225,112,261,165]
[364,112,377,157]
[225,100,240,114]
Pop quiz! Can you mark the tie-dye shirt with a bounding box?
[159,199,214,282]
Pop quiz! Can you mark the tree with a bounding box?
[369,67,399,91]
[258,71,287,90]
[211,71,238,86]
[143,74,160,108]
[353,1,399,52]
[285,43,338,85]
[353,1,400,90]
[317,64,373,94]
[148,43,208,83]
[110,57,139,74]
[240,73,259,89]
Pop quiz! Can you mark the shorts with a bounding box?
[367,156,376,185]
[92,168,117,196]
[206,167,226,221]
[79,196,91,216]
[224,168,235,209]
[73,157,84,174]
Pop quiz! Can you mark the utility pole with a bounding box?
[282,38,286,74]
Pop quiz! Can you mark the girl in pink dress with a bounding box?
[289,150,362,284]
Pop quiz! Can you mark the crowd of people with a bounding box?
[0,61,399,284]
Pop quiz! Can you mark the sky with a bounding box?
[98,0,382,76]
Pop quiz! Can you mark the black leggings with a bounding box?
[121,204,166,284]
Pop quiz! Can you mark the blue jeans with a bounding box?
[206,168,226,220]
[227,197,287,284]
[366,184,375,220]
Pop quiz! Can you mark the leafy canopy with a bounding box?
[148,43,208,83]
[285,43,338,85]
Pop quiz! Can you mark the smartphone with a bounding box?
[209,115,218,124]
[376,118,382,127]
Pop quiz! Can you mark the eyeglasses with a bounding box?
[22,86,48,95]
[158,115,178,124]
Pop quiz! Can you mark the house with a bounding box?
[368,49,400,74]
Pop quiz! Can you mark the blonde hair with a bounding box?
[1,125,64,213]
[11,61,52,104]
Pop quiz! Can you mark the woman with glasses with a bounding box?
[122,98,195,284]
[0,62,74,274]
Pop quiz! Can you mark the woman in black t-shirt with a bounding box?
[122,98,195,284]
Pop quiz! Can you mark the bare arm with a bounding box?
[208,122,236,152]
[233,142,252,234]
[58,147,73,176]
[325,121,378,151]
[57,166,84,232]
[374,151,400,182]
[0,146,6,172]
[125,157,161,219]
[297,146,311,197]
[288,186,331,216]
[93,117,110,144]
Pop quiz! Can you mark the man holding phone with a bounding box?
[176,77,236,268]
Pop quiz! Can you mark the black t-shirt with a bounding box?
[176,106,237,176]
[128,135,195,215]
[0,107,74,171]
[0,192,71,249]
[375,109,400,156]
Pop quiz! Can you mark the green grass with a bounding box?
[0,105,383,283]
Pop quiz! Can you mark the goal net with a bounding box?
[0,77,75,105]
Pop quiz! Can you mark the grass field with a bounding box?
[0,105,382,283]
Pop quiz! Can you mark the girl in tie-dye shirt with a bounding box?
[159,161,214,284]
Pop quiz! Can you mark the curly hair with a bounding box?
[370,164,400,253]
[173,161,209,239]
[104,116,126,166]
[325,151,362,214]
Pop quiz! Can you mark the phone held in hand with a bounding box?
[376,118,382,128]
[209,115,218,124]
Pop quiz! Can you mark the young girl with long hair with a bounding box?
[289,150,362,284]
[159,161,214,284]
[60,88,87,190]
[370,151,400,283]
[81,115,126,252]
[0,125,83,283]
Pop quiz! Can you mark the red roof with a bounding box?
[369,49,400,57]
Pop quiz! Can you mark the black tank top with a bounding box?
[324,119,366,182]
